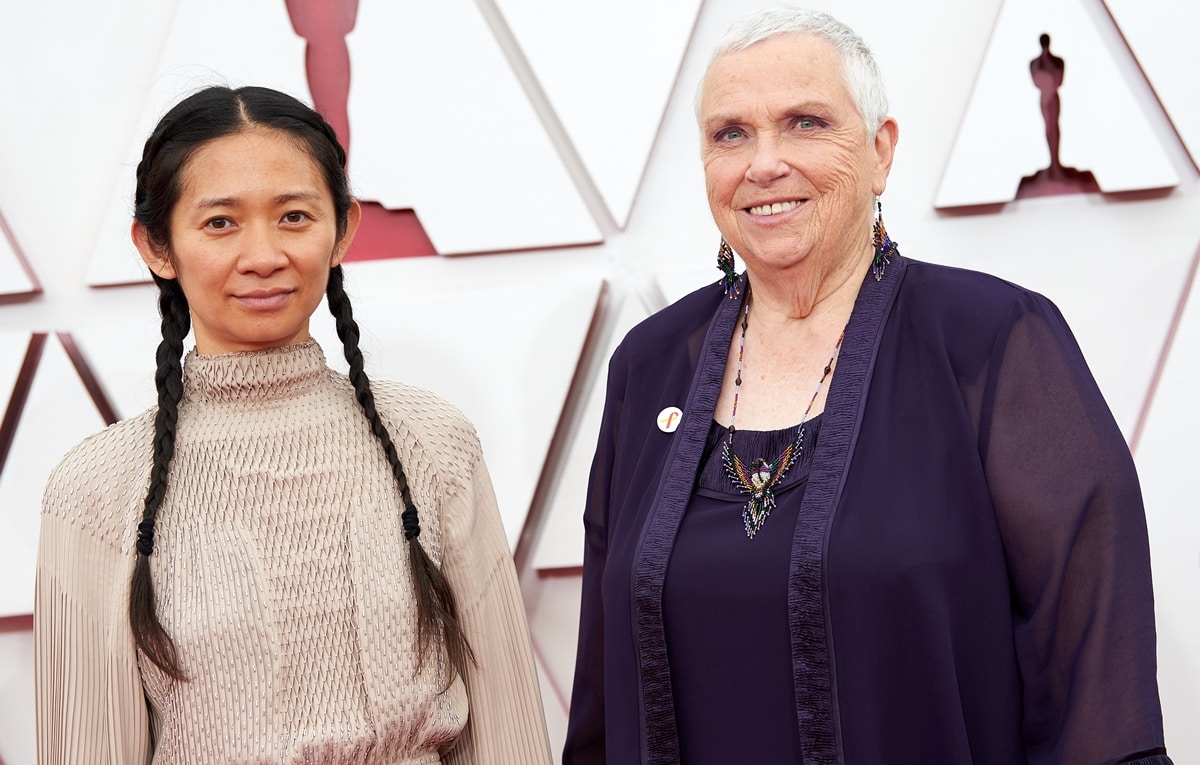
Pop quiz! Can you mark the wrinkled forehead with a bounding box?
[698,33,850,118]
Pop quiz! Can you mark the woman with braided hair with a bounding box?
[34,85,551,764]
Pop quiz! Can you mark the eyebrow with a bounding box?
[191,190,325,209]
[703,101,835,131]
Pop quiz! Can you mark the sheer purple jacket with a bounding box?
[564,254,1171,765]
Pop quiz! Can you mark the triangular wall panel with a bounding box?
[0,212,38,301]
[0,334,111,617]
[495,0,703,229]
[533,292,650,570]
[347,0,601,254]
[1130,242,1200,764]
[1104,0,1200,170]
[309,261,605,549]
[936,0,1177,207]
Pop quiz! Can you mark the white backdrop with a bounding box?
[1,0,1197,762]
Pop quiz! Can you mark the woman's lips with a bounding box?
[235,289,293,310]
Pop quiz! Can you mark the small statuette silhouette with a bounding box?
[1016,33,1100,199]
[286,0,436,259]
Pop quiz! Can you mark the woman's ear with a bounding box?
[331,199,362,268]
[871,117,899,196]
[132,221,177,279]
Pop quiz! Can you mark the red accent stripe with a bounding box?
[344,202,437,261]
[0,614,32,633]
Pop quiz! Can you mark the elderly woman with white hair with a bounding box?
[564,7,1171,765]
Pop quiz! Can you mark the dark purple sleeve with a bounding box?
[980,293,1171,765]
[562,349,625,765]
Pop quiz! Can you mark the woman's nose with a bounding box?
[745,137,789,185]
[237,225,289,275]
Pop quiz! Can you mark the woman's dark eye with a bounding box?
[283,212,309,224]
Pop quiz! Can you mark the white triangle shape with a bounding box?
[533,291,650,570]
[0,334,111,617]
[0,333,30,411]
[1104,0,1200,169]
[935,0,1178,208]
[309,261,605,549]
[494,0,703,229]
[1130,245,1200,764]
[347,0,602,254]
[0,213,36,298]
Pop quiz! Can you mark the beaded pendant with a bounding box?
[721,427,804,538]
[721,285,843,538]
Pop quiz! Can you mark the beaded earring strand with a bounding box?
[721,289,845,538]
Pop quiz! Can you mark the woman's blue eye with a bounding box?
[798,118,817,129]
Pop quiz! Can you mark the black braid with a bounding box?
[127,86,364,683]
[129,275,191,681]
[326,266,476,685]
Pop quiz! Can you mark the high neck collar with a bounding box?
[182,340,328,404]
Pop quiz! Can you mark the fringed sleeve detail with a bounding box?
[36,513,151,764]
[440,439,552,765]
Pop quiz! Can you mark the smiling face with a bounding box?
[135,127,359,355]
[699,33,896,280]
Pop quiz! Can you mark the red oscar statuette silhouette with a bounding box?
[286,0,437,260]
[1016,33,1100,199]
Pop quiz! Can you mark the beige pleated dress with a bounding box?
[35,341,551,764]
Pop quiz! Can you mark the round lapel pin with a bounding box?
[657,406,683,433]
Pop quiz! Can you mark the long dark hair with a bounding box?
[130,85,473,684]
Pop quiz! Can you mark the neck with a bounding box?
[744,242,872,326]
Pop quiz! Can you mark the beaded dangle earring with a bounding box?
[872,198,899,282]
[717,237,741,298]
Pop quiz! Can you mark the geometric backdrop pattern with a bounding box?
[1,1,1197,763]
[0,212,37,302]
[935,0,1177,208]
[1104,0,1200,169]
[494,0,704,228]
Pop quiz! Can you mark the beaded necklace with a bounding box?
[721,292,845,538]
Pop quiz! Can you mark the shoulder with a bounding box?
[897,258,1065,334]
[622,279,724,348]
[892,258,1085,384]
[358,377,483,483]
[613,279,725,370]
[42,408,156,548]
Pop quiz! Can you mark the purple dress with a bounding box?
[563,254,1172,765]
[664,418,820,763]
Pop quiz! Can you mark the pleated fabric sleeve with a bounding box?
[35,343,552,764]
[36,413,156,764]
[437,428,553,765]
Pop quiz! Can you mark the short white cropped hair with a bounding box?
[697,7,890,138]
